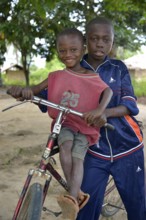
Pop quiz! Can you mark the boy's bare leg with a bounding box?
[70,157,83,200]
[59,142,83,199]
[58,152,89,219]
[59,140,73,187]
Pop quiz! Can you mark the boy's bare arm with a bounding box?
[21,78,48,99]
[98,87,113,113]
[83,87,113,126]
[105,105,130,118]
[32,78,48,94]
[7,78,48,100]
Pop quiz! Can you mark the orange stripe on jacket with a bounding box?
[125,115,143,142]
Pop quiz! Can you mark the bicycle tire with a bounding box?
[17,183,43,220]
[101,176,123,217]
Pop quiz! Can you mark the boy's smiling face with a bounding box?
[57,34,85,71]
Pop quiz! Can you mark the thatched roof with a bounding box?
[124,52,146,70]
[2,64,23,73]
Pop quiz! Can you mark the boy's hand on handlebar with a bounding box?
[7,86,33,100]
[92,113,107,127]
[83,109,107,127]
[7,86,23,99]
[21,87,33,100]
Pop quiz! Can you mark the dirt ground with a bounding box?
[0,88,146,220]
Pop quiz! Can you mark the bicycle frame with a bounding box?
[11,96,78,219]
[3,96,118,219]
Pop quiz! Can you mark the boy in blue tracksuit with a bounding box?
[77,17,146,220]
[78,57,145,220]
[38,17,145,220]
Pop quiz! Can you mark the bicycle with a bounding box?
[2,96,123,220]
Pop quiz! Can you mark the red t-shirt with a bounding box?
[48,69,108,145]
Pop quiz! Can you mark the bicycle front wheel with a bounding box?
[101,176,123,217]
[17,183,43,220]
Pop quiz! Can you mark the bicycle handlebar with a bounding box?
[32,96,114,130]
[33,96,83,117]
[2,95,115,130]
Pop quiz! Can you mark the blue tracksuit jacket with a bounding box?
[78,55,145,220]
[80,55,144,161]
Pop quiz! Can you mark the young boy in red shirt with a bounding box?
[8,28,113,219]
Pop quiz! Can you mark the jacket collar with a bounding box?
[81,54,111,72]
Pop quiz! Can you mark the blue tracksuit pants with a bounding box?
[77,149,146,220]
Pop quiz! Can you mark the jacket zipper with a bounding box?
[105,127,113,162]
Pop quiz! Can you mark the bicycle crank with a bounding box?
[43,207,62,217]
[103,202,125,210]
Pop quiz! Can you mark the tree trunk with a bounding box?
[24,69,29,86]
[22,55,29,86]
[0,69,3,87]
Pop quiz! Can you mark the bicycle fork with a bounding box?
[12,169,52,220]
[12,169,33,220]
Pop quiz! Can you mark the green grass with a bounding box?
[1,76,26,86]
[132,78,146,97]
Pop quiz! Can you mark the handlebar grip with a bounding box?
[104,123,115,130]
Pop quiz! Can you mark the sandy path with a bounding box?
[0,91,145,220]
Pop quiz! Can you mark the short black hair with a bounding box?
[56,28,85,45]
[86,17,114,35]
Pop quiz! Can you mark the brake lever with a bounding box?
[2,100,28,112]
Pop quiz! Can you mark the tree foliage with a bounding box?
[0,0,146,85]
